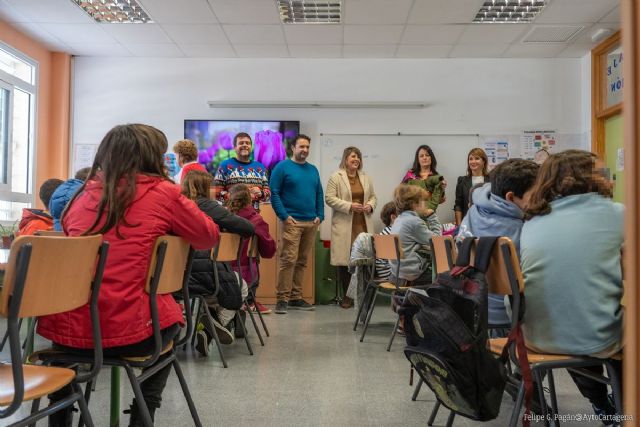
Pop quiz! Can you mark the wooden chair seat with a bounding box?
[488,337,574,363]
[378,282,411,291]
[121,341,174,363]
[0,363,75,405]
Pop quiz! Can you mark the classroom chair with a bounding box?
[0,235,108,427]
[245,235,269,337]
[357,233,409,351]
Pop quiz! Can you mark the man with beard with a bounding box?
[270,134,324,314]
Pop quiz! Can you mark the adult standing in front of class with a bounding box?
[454,147,490,225]
[270,134,324,314]
[325,146,377,308]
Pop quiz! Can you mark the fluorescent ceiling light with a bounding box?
[277,1,342,24]
[71,0,153,23]
[207,101,426,109]
[473,0,548,24]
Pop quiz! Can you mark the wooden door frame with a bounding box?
[592,30,622,158]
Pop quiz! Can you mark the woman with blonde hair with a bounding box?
[325,146,377,308]
[454,147,490,225]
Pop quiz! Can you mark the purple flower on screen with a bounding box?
[207,143,221,157]
[218,132,234,150]
[198,149,212,164]
[255,130,286,169]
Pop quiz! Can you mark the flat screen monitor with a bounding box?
[183,119,300,174]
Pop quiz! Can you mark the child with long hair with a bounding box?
[37,124,219,426]
[521,149,622,420]
[227,184,276,313]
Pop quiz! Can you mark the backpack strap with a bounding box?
[454,237,475,267]
[500,324,534,427]
[473,236,499,273]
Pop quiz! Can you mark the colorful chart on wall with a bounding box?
[521,130,557,161]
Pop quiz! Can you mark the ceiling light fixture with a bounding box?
[71,0,153,23]
[207,101,426,109]
[473,0,547,24]
[277,1,342,24]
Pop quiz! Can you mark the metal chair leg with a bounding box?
[509,382,526,427]
[235,310,253,355]
[411,378,423,401]
[28,397,40,427]
[386,315,400,351]
[445,410,455,427]
[547,370,560,427]
[359,289,378,342]
[353,285,374,331]
[534,369,550,427]
[206,310,228,368]
[245,302,264,346]
[249,288,269,337]
[172,360,203,427]
[605,360,624,416]
[427,401,440,426]
[123,367,154,427]
[74,384,95,427]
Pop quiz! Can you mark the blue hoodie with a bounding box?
[48,178,84,231]
[457,183,524,325]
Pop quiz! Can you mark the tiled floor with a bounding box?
[2,305,606,426]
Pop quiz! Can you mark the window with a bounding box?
[0,43,36,222]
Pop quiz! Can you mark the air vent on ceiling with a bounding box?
[277,1,341,24]
[522,26,584,43]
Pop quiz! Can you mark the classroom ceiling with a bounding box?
[0,0,620,59]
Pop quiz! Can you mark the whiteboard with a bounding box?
[318,134,481,240]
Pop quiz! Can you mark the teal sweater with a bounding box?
[521,193,624,355]
[270,159,325,222]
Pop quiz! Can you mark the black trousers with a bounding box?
[49,324,180,427]
[567,359,623,410]
[336,265,351,296]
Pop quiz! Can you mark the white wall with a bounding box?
[71,57,585,234]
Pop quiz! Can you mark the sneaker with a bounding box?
[251,301,272,314]
[195,330,210,356]
[275,300,288,314]
[592,394,618,426]
[234,311,246,338]
[200,313,233,345]
[288,299,315,311]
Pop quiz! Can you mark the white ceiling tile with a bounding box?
[408,0,484,24]
[343,44,396,58]
[449,44,509,58]
[125,43,185,57]
[223,25,285,44]
[7,22,70,50]
[234,44,289,58]
[344,25,404,45]
[288,44,342,58]
[0,0,31,23]
[503,43,567,58]
[458,24,529,44]
[401,25,464,44]
[396,44,452,58]
[556,43,596,58]
[599,6,620,24]
[177,43,237,57]
[102,24,172,44]
[39,23,117,45]
[140,0,218,24]
[207,0,281,24]
[344,0,413,24]
[68,43,132,57]
[536,0,619,24]
[161,24,228,44]
[283,25,343,45]
[4,0,93,23]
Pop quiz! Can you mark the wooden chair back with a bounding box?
[0,235,104,318]
[431,235,456,274]
[34,230,64,237]
[372,234,403,261]
[484,237,524,297]
[145,236,191,295]
[212,232,244,263]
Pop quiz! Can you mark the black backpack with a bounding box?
[400,236,507,421]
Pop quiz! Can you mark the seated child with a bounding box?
[521,150,622,420]
[48,167,91,231]
[181,171,254,353]
[226,183,276,314]
[375,201,397,280]
[457,158,539,327]
[389,185,436,286]
[17,178,64,236]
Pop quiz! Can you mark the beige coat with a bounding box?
[325,169,377,266]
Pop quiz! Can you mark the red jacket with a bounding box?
[179,162,207,183]
[37,175,219,349]
[17,208,53,236]
[234,206,276,285]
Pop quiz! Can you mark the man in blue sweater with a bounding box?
[270,134,324,314]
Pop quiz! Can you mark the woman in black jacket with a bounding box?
[181,170,254,354]
[454,148,489,225]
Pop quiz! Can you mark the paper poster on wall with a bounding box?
[521,130,556,161]
[617,148,624,171]
[74,144,98,170]
[482,140,509,167]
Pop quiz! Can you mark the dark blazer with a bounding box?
[454,175,490,219]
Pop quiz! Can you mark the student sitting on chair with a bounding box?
[17,178,64,236]
[457,158,539,330]
[521,149,623,422]
[48,167,91,231]
[37,124,218,426]
[389,184,440,287]
[375,201,398,281]
[181,170,255,353]
[226,183,276,314]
